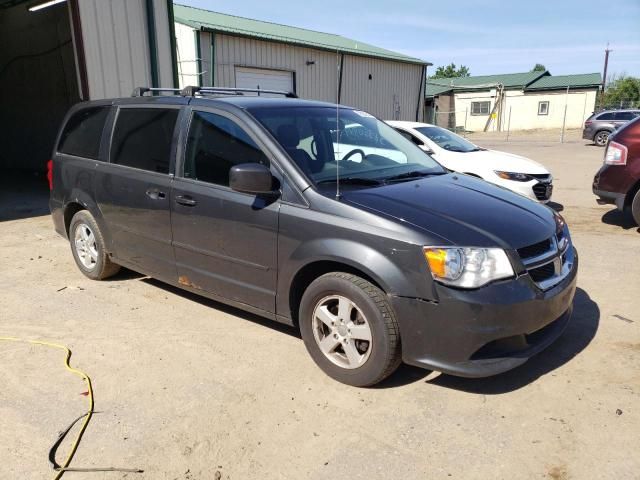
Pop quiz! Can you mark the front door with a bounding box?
[171,108,279,312]
[95,106,180,280]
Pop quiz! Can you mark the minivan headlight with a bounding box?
[423,247,514,288]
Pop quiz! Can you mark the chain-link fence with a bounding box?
[597,99,640,110]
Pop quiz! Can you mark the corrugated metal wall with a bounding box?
[77,0,175,99]
[341,56,424,121]
[213,34,339,103]
[211,33,423,121]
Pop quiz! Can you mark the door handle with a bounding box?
[146,188,166,200]
[175,194,197,207]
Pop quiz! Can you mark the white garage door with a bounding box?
[235,67,294,96]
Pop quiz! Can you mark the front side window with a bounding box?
[58,106,110,159]
[415,126,480,153]
[538,101,549,115]
[184,111,269,186]
[249,106,444,188]
[110,108,179,173]
[471,101,491,115]
[614,111,636,121]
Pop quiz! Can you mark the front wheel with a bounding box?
[299,272,401,387]
[594,130,610,147]
[632,190,640,226]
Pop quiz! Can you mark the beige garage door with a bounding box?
[235,67,294,95]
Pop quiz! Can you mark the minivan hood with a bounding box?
[342,173,556,249]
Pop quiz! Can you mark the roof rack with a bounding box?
[131,87,183,97]
[183,86,297,98]
[131,85,298,98]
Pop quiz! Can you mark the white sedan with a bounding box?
[387,121,553,203]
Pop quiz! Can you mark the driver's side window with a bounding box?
[396,129,424,147]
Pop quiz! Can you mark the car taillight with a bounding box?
[584,120,592,127]
[46,159,53,190]
[604,141,628,166]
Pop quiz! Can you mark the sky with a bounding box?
[177,0,640,79]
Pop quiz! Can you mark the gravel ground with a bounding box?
[1,131,638,480]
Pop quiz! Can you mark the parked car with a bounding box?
[49,87,577,386]
[592,116,640,225]
[583,109,640,147]
[387,121,554,203]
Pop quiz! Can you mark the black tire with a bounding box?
[632,190,640,226]
[69,210,120,280]
[299,272,401,387]
[594,130,610,147]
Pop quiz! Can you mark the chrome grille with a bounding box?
[518,227,574,290]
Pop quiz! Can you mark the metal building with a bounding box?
[173,4,430,122]
[0,0,177,175]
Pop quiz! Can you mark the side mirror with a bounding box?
[419,145,434,155]
[229,163,278,195]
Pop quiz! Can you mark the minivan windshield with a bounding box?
[249,106,445,187]
[415,126,481,153]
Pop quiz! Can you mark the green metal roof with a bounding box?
[426,71,603,97]
[425,83,454,97]
[427,71,547,95]
[526,73,602,90]
[173,4,427,65]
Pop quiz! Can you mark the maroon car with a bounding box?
[593,116,640,226]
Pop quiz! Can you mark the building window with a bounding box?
[538,101,549,116]
[470,101,490,115]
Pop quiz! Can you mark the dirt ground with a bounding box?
[1,132,638,480]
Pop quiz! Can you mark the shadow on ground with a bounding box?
[427,288,599,394]
[0,170,50,222]
[548,201,564,212]
[602,208,639,231]
[142,277,301,339]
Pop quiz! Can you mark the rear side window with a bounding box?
[183,111,269,186]
[596,112,615,120]
[58,106,110,159]
[110,108,179,174]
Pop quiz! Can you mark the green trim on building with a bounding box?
[145,0,159,88]
[173,3,428,66]
[167,0,180,88]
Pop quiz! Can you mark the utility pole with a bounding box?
[600,44,611,109]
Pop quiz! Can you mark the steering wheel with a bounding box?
[311,139,318,158]
[342,148,366,162]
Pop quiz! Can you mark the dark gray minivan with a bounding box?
[49,87,578,386]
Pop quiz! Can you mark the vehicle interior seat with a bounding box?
[276,125,314,176]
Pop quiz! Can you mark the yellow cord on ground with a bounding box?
[0,336,93,480]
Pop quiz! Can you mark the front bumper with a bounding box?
[593,188,625,210]
[391,250,578,377]
[491,177,553,203]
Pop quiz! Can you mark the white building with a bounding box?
[425,71,602,132]
[173,4,430,122]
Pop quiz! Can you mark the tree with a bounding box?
[602,75,640,108]
[431,63,470,79]
[531,63,546,72]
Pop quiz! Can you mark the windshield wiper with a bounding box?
[316,177,383,186]
[383,170,446,182]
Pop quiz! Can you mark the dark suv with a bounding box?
[49,86,578,386]
[583,109,640,147]
[592,116,640,225]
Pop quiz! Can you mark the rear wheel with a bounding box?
[632,190,640,226]
[594,130,610,147]
[69,210,120,280]
[299,272,401,387]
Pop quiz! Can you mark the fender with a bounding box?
[63,187,114,253]
[276,237,433,319]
